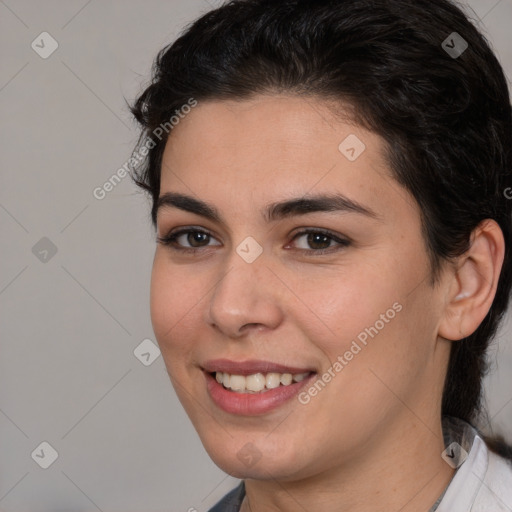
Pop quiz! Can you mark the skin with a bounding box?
[150,94,504,511]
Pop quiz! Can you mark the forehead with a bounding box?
[163,94,370,158]
[159,94,412,224]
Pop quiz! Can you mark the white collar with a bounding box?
[437,433,488,512]
[436,418,512,511]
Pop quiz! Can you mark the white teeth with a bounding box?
[280,373,293,385]
[214,371,311,392]
[265,373,281,389]
[246,373,266,392]
[229,374,246,391]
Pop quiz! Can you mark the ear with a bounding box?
[438,219,505,341]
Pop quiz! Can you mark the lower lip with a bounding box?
[205,371,316,415]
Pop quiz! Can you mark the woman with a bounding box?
[129,0,512,510]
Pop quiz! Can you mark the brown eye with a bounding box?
[182,231,210,248]
[157,228,221,252]
[289,229,351,255]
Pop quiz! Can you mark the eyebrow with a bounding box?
[156,192,380,224]
[156,191,380,224]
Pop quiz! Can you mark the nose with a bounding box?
[205,256,283,339]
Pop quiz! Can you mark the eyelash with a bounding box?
[156,227,351,256]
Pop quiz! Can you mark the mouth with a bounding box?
[201,359,317,415]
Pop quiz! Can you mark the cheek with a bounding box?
[318,285,437,415]
[297,258,432,403]
[292,264,400,356]
[149,253,204,360]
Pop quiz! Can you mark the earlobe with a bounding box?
[438,219,505,341]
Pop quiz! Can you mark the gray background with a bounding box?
[0,0,511,510]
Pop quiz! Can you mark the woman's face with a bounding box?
[150,95,451,480]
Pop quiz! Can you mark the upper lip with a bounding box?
[202,359,315,376]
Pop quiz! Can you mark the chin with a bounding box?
[200,432,307,481]
[210,452,297,480]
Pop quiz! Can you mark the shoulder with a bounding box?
[208,481,245,512]
[471,448,512,511]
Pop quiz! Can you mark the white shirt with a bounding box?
[434,416,512,511]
